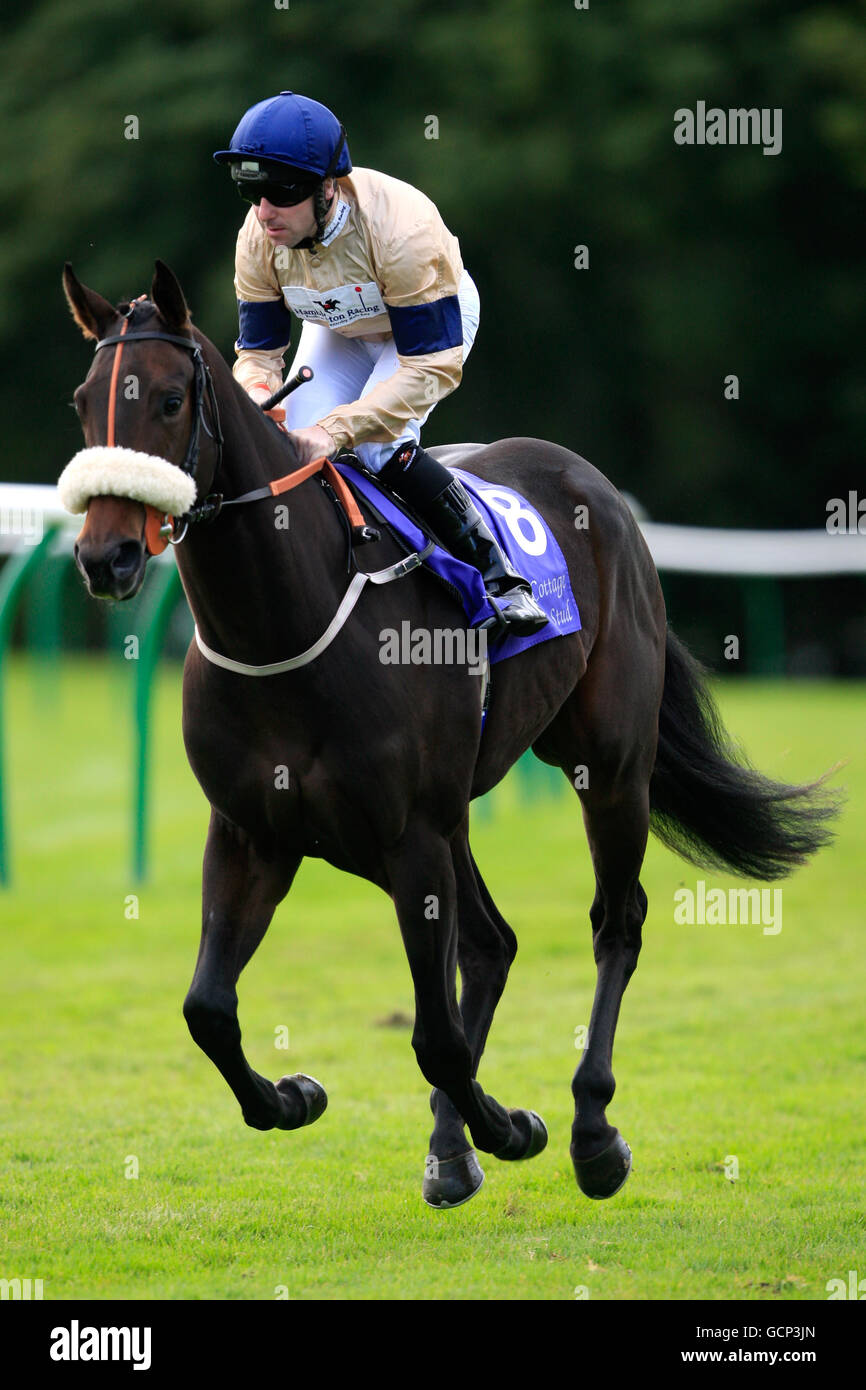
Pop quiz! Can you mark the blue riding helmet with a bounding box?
[214,91,351,179]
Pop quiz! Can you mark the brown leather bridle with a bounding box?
[92,298,224,553]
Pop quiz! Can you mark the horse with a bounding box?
[60,260,839,1208]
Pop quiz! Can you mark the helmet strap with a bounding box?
[313,181,336,241]
[295,124,348,251]
[324,125,347,181]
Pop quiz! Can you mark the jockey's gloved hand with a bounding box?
[288,425,339,466]
[247,382,288,432]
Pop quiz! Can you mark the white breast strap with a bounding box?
[193,542,435,677]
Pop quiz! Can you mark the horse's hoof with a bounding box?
[276,1073,328,1128]
[423,1151,485,1209]
[571,1131,632,1199]
[494,1109,548,1161]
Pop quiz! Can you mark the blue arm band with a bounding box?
[387,295,463,356]
[236,299,293,352]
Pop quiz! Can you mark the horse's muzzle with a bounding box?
[74,535,146,600]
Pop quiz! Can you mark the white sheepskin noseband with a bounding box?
[57,446,197,516]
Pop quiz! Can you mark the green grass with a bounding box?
[1,656,863,1300]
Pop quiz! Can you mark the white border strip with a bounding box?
[639,521,866,577]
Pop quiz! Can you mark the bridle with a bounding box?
[86,297,373,561]
[76,295,467,681]
[92,298,224,552]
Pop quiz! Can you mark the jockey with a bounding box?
[214,91,546,635]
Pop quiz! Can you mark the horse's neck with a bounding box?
[175,342,346,665]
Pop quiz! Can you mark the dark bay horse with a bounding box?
[61,261,839,1208]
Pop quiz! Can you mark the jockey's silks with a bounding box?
[232,168,466,453]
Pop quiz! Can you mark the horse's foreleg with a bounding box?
[183,813,323,1132]
[386,824,513,1159]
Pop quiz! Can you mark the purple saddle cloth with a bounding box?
[334,460,581,664]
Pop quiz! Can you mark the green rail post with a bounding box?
[0,525,62,885]
[24,551,64,657]
[741,576,785,675]
[25,550,65,714]
[515,748,562,801]
[132,560,184,882]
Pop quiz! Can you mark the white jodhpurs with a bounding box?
[282,269,480,473]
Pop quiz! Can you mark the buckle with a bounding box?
[194,493,224,524]
[352,524,381,545]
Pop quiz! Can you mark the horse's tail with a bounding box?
[648,628,843,880]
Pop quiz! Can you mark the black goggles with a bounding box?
[235,178,318,207]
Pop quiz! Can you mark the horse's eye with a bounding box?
[164,396,184,416]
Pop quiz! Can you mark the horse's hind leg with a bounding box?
[535,630,661,1199]
[423,826,548,1208]
[183,812,326,1132]
[569,779,649,1197]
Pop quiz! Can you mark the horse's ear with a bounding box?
[151,260,192,333]
[62,262,118,341]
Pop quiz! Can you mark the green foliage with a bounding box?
[0,0,863,649]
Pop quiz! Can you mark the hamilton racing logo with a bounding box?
[282,281,386,327]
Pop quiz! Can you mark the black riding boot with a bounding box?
[378,443,548,636]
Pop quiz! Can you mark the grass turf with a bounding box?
[1,656,863,1300]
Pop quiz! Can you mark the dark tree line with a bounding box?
[1,0,863,667]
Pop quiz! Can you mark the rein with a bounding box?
[92,306,372,550]
[217,453,370,534]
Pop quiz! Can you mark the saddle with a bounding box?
[328,450,583,666]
